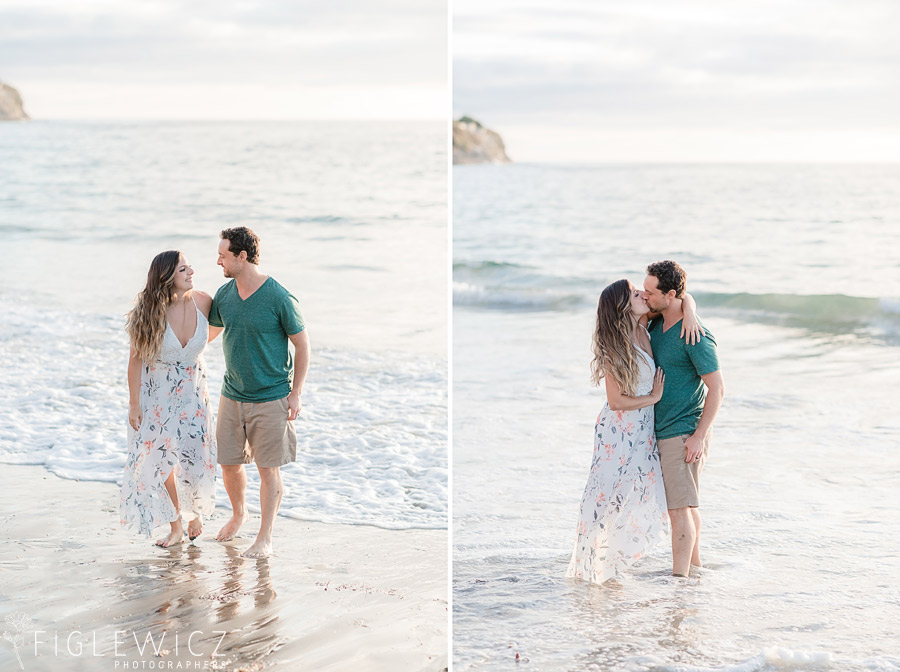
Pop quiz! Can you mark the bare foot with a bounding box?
[241,537,272,558]
[216,512,249,542]
[188,516,203,541]
[155,525,184,548]
[602,576,624,590]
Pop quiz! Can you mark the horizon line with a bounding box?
[454,159,900,166]
[3,117,446,123]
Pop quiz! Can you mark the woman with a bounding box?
[120,250,217,547]
[565,280,699,584]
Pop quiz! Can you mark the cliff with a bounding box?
[0,81,30,121]
[453,117,511,165]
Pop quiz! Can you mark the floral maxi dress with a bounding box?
[566,344,669,584]
[120,302,217,536]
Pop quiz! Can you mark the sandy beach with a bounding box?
[0,464,447,671]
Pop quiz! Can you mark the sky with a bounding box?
[0,0,448,120]
[454,0,900,162]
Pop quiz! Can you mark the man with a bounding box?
[208,227,310,558]
[643,260,724,578]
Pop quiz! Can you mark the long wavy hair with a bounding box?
[590,279,640,395]
[125,250,181,363]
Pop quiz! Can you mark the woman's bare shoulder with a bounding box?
[193,290,213,317]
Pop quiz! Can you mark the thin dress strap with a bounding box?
[190,293,207,323]
[634,325,653,363]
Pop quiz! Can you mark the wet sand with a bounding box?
[0,465,447,671]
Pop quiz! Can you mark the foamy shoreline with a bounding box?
[0,464,448,671]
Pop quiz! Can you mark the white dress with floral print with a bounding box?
[566,342,669,584]
[120,301,217,537]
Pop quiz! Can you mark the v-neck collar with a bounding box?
[235,276,270,302]
[661,317,683,335]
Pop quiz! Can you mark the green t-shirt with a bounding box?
[648,317,719,440]
[209,277,305,403]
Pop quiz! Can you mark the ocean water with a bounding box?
[0,120,447,530]
[453,164,900,670]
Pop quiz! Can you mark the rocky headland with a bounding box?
[0,81,30,120]
[453,116,510,165]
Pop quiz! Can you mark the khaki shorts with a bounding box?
[216,396,297,468]
[657,433,710,509]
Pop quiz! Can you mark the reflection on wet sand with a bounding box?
[1,466,447,672]
[112,540,284,665]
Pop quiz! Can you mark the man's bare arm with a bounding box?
[684,370,725,462]
[286,330,310,421]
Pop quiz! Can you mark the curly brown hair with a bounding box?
[591,279,641,395]
[125,250,182,363]
[646,260,686,298]
[220,227,260,264]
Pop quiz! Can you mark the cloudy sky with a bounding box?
[0,0,447,119]
[454,0,900,162]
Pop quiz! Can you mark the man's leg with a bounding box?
[216,396,251,542]
[669,507,696,577]
[242,466,283,558]
[217,464,249,541]
[690,508,702,568]
[688,433,709,570]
